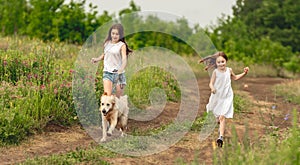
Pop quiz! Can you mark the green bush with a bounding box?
[0,37,78,145]
[233,93,249,114]
[126,66,181,109]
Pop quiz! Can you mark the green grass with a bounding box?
[19,145,114,165]
[1,36,299,164]
[126,66,181,109]
[213,109,299,165]
[273,80,300,104]
[233,92,251,114]
[0,36,182,145]
[0,37,78,145]
[176,110,299,165]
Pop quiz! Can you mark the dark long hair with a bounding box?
[217,51,228,61]
[104,23,132,55]
[200,51,228,70]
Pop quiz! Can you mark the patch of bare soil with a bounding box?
[0,125,95,165]
[0,77,299,165]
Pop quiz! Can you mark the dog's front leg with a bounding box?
[100,117,108,142]
[107,114,118,136]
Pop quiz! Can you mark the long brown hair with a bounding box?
[217,51,228,61]
[104,23,132,55]
[200,51,228,70]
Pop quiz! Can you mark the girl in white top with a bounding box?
[91,23,132,97]
[205,52,249,147]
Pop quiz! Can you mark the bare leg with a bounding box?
[216,115,225,147]
[219,115,225,137]
[103,80,113,95]
[115,84,125,98]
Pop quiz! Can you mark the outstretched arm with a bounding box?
[91,53,104,63]
[231,67,249,81]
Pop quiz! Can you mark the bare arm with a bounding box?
[117,44,127,74]
[231,67,249,81]
[91,53,104,63]
[209,70,217,94]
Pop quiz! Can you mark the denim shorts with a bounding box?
[103,71,126,85]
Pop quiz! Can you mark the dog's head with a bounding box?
[100,92,115,116]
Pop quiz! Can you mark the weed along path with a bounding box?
[0,77,298,164]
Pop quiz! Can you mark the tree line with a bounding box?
[0,0,115,43]
[1,0,299,75]
[210,0,300,75]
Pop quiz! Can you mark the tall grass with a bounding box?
[19,145,114,165]
[0,37,78,144]
[211,79,300,164]
[126,66,180,109]
[273,79,300,104]
[213,109,299,165]
[0,36,182,145]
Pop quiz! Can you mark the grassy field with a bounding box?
[1,36,299,164]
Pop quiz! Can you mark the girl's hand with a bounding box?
[211,88,216,94]
[117,70,123,75]
[91,58,98,63]
[244,67,249,74]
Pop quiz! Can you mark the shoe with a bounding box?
[217,138,223,148]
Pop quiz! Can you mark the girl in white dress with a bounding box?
[205,52,249,147]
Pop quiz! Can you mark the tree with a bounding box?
[26,0,64,40]
[210,0,300,74]
[0,0,27,35]
[55,0,87,43]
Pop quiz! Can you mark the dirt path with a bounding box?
[0,77,298,165]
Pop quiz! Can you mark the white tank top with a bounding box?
[103,41,125,73]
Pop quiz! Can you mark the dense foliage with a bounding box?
[0,0,113,43]
[1,0,300,75]
[210,0,300,75]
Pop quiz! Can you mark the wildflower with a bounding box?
[284,114,290,121]
[23,61,28,67]
[66,82,72,88]
[27,73,32,80]
[271,105,276,110]
[40,84,46,90]
[69,69,75,74]
[54,88,58,94]
[3,60,7,66]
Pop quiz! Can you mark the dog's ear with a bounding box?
[110,95,116,104]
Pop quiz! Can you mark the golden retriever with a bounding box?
[100,92,129,142]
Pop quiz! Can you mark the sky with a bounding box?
[84,0,237,28]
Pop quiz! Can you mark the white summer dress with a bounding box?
[206,67,234,118]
